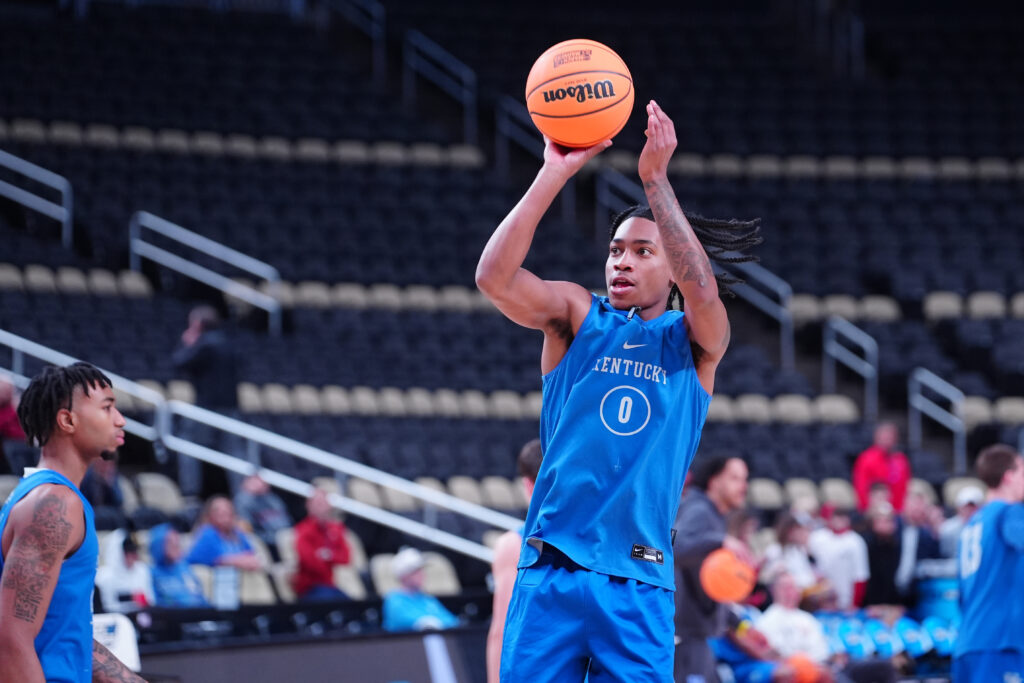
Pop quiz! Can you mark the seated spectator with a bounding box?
[763,512,834,609]
[0,375,26,474]
[382,547,458,632]
[292,487,351,601]
[149,523,209,608]
[756,573,896,683]
[95,535,154,613]
[808,505,870,610]
[80,459,127,531]
[862,502,902,606]
[233,473,292,561]
[187,495,264,571]
[853,422,911,513]
[938,485,983,558]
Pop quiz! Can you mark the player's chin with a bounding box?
[100,448,119,462]
[607,288,636,308]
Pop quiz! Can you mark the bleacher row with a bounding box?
[0,118,486,168]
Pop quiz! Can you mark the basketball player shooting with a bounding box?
[476,100,760,682]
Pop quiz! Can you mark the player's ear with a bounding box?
[55,408,76,435]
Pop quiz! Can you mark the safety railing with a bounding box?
[402,30,477,145]
[594,168,794,370]
[0,329,169,444]
[0,327,519,563]
[128,211,283,336]
[0,148,74,249]
[822,316,878,422]
[908,367,966,475]
[495,96,574,224]
[331,0,386,88]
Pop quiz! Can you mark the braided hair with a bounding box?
[17,362,112,448]
[609,205,762,307]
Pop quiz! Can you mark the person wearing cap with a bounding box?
[808,505,870,610]
[938,485,983,558]
[382,547,459,633]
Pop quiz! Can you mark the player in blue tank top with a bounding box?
[0,363,144,683]
[477,100,760,682]
[954,443,1024,683]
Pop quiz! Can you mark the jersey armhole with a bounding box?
[540,293,601,380]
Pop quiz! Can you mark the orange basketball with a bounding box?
[785,653,821,683]
[699,548,756,603]
[525,39,634,148]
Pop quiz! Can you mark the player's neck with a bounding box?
[36,441,91,487]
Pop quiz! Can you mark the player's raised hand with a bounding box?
[542,136,612,181]
[638,100,677,183]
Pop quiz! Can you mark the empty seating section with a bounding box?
[0,7,448,143]
[382,0,1024,157]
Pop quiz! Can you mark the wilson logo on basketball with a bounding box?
[552,49,592,67]
[542,80,616,104]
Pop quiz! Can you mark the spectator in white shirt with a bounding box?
[95,534,154,613]
[808,505,870,610]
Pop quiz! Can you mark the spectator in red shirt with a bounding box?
[853,422,911,513]
[0,376,27,474]
[292,487,352,601]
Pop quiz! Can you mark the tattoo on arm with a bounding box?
[642,178,714,289]
[93,640,146,683]
[1,493,73,623]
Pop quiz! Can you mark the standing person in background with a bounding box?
[808,505,870,610]
[954,444,1024,682]
[80,458,128,531]
[861,502,902,607]
[171,305,241,498]
[0,363,144,682]
[292,487,351,601]
[853,422,911,513]
[0,374,26,474]
[673,455,754,683]
[486,438,542,683]
[477,100,760,683]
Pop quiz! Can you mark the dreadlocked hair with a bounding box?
[609,204,762,307]
[17,362,112,448]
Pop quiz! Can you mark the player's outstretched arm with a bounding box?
[476,138,609,334]
[0,486,85,683]
[93,639,146,682]
[638,101,730,371]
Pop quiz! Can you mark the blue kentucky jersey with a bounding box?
[956,500,1024,656]
[521,294,711,589]
[0,469,98,683]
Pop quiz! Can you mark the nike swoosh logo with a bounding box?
[622,342,646,350]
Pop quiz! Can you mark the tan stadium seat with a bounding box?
[346,478,383,509]
[734,394,772,423]
[237,382,264,413]
[447,475,484,506]
[380,485,420,513]
[481,476,520,510]
[706,395,736,423]
[367,283,403,310]
[819,478,857,509]
[295,138,330,163]
[459,390,489,418]
[405,285,440,311]
[421,552,461,596]
[117,476,140,515]
[1011,292,1024,319]
[0,263,24,290]
[747,478,784,511]
[166,380,196,405]
[0,475,19,503]
[813,394,860,423]
[135,472,186,516]
[55,267,89,294]
[24,264,57,293]
[291,384,323,415]
[333,566,368,599]
[414,476,448,496]
[923,292,963,321]
[522,391,543,418]
[334,140,370,164]
[239,569,276,605]
[117,270,152,297]
[784,478,820,510]
[966,291,1007,319]
[909,478,938,506]
[87,268,119,296]
[345,529,368,571]
[482,529,505,549]
[962,396,993,431]
[321,385,352,415]
[434,389,463,417]
[378,387,407,416]
[489,390,523,419]
[993,397,1024,425]
[772,394,814,424]
[858,296,901,322]
[405,387,435,417]
[438,285,476,312]
[372,141,408,165]
[275,527,297,568]
[331,282,368,308]
[788,294,821,327]
[350,386,380,415]
[294,281,332,308]
[409,143,445,166]
[821,295,859,321]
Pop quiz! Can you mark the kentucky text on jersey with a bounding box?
[591,356,669,384]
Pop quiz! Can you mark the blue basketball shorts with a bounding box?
[952,650,1024,683]
[499,545,675,683]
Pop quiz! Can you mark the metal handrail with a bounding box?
[822,316,878,422]
[0,329,169,443]
[331,0,386,87]
[128,211,283,336]
[164,434,495,563]
[908,367,967,474]
[0,327,519,562]
[594,168,794,369]
[495,96,574,224]
[168,400,522,536]
[0,148,74,249]
[402,30,477,145]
